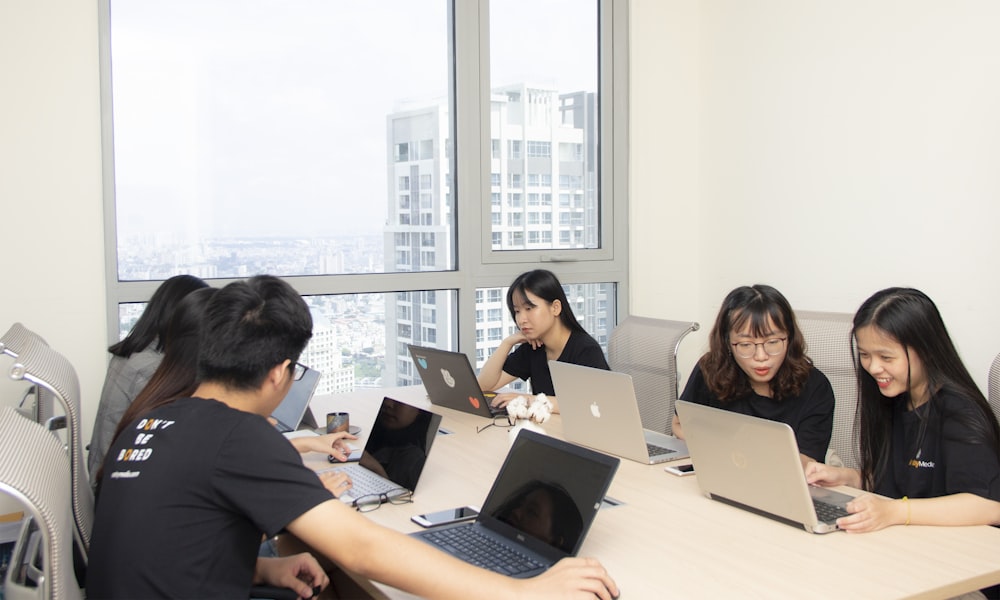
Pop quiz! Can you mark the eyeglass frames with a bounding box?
[730,337,787,359]
[354,488,413,513]
[291,362,307,381]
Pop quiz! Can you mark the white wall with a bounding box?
[0,0,107,478]
[631,0,1000,390]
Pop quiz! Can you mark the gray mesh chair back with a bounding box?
[7,332,94,562]
[988,353,1000,425]
[1,323,53,425]
[796,310,858,469]
[0,406,83,600]
[607,316,699,435]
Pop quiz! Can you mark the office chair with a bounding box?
[6,329,94,565]
[988,353,1000,425]
[0,406,83,600]
[607,316,699,435]
[0,323,55,427]
[796,310,858,469]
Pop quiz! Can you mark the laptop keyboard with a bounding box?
[814,500,850,523]
[329,464,396,498]
[647,443,677,457]
[420,524,544,576]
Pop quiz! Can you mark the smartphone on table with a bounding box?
[664,463,695,477]
[411,506,480,528]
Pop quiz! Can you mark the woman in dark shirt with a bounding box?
[477,269,609,413]
[806,287,1000,532]
[673,284,835,464]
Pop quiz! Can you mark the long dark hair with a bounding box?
[109,274,208,357]
[700,284,812,402]
[853,287,1000,491]
[110,287,218,447]
[506,270,586,335]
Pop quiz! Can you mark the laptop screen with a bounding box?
[358,397,442,491]
[478,430,619,555]
[270,365,320,432]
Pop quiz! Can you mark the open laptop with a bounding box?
[271,364,320,433]
[549,361,690,464]
[675,400,855,534]
[323,396,443,505]
[411,428,619,578]
[407,345,505,418]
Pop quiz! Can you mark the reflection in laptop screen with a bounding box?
[479,431,617,555]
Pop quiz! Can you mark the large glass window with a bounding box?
[103,0,628,391]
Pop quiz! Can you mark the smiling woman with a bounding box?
[804,288,1000,537]
[671,284,835,465]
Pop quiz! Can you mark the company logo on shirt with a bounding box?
[908,458,935,469]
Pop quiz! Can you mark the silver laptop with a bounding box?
[675,400,854,534]
[411,428,619,578]
[270,364,320,433]
[322,396,443,505]
[549,361,689,464]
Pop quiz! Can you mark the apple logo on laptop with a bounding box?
[590,402,602,418]
[417,357,428,369]
[441,368,456,388]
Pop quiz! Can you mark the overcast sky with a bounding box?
[111,0,597,240]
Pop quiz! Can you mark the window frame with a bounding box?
[99,0,630,361]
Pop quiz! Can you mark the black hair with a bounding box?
[108,287,219,456]
[109,274,208,357]
[853,287,1000,491]
[197,275,313,391]
[700,284,812,401]
[505,270,586,334]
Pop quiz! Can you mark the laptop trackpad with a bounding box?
[809,486,853,507]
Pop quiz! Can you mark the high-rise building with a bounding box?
[383,84,609,390]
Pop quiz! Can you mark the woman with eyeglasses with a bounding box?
[672,284,835,465]
[805,288,1000,533]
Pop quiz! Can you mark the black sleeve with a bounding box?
[215,418,334,538]
[502,343,533,382]
[940,399,1000,502]
[678,363,711,408]
[793,368,835,463]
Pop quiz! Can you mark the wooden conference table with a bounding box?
[301,386,1000,599]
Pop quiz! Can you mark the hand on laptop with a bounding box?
[804,461,862,489]
[317,470,354,499]
[292,431,358,461]
[520,556,620,600]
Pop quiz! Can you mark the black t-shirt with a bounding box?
[874,389,1000,502]
[502,329,610,396]
[680,363,835,462]
[86,397,333,599]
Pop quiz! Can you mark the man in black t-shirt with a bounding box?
[86,275,619,600]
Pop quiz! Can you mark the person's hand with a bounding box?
[518,556,619,600]
[836,494,907,533]
[489,392,526,410]
[804,462,857,488]
[504,331,543,350]
[318,470,353,498]
[293,432,358,461]
[253,553,329,598]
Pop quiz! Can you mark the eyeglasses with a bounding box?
[477,413,513,434]
[731,338,787,359]
[354,488,413,513]
[291,362,307,381]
